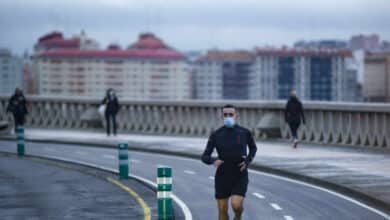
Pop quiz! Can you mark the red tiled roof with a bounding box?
[107,44,121,50]
[198,50,254,62]
[39,38,80,48]
[38,48,186,59]
[129,33,169,50]
[38,32,63,42]
[255,47,353,57]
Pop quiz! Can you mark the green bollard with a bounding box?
[157,166,173,220]
[118,142,129,179]
[16,126,25,157]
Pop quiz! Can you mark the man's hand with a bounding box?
[213,159,224,168]
[238,161,247,172]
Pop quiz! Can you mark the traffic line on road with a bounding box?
[270,203,282,210]
[75,151,87,155]
[252,192,265,199]
[249,169,390,219]
[103,154,116,159]
[209,176,214,180]
[107,177,151,220]
[284,215,294,220]
[130,159,141,163]
[34,154,193,220]
[184,170,196,175]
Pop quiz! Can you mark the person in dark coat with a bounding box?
[202,104,257,220]
[285,90,305,148]
[7,88,28,131]
[101,88,119,136]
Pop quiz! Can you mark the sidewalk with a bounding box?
[2,128,390,213]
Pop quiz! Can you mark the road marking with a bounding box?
[252,192,265,199]
[209,176,214,180]
[33,154,192,220]
[130,159,141,163]
[103,154,115,159]
[284,216,294,220]
[75,151,87,155]
[248,170,390,219]
[44,147,55,151]
[32,145,389,220]
[128,173,193,220]
[107,177,151,220]
[184,170,196,175]
[270,203,282,210]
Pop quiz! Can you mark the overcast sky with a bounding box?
[1,0,389,55]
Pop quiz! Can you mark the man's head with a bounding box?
[15,88,22,96]
[222,104,238,127]
[290,90,297,98]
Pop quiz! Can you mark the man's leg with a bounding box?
[105,114,110,135]
[288,122,296,139]
[231,195,244,220]
[112,114,117,135]
[217,198,229,220]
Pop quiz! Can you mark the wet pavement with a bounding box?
[0,152,156,220]
[1,128,390,214]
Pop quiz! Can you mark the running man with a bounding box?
[202,104,257,220]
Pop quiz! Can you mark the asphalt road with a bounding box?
[0,153,154,220]
[0,140,388,220]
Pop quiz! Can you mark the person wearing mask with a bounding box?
[285,90,306,148]
[202,104,257,220]
[101,88,119,136]
[7,88,28,132]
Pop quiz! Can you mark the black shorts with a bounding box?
[214,164,249,199]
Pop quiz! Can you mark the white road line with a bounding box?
[184,170,196,175]
[252,192,265,199]
[37,154,193,220]
[248,170,390,219]
[130,159,141,163]
[75,151,87,155]
[103,154,116,159]
[270,203,282,210]
[284,216,294,220]
[209,176,215,180]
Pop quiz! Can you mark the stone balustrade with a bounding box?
[1,95,389,149]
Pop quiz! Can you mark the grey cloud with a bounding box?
[0,1,390,54]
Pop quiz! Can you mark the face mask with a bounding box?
[224,117,235,128]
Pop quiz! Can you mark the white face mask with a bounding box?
[223,117,235,128]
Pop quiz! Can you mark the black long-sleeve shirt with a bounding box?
[101,96,119,115]
[285,97,305,124]
[201,125,257,166]
[7,94,28,116]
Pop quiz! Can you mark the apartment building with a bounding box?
[33,32,191,100]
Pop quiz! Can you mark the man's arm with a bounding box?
[201,132,217,165]
[245,131,257,165]
[284,102,289,123]
[101,97,107,105]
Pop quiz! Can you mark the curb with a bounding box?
[0,147,187,220]
[1,135,389,215]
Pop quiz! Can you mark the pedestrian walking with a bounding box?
[202,104,257,220]
[285,90,305,148]
[101,88,119,136]
[6,88,28,132]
